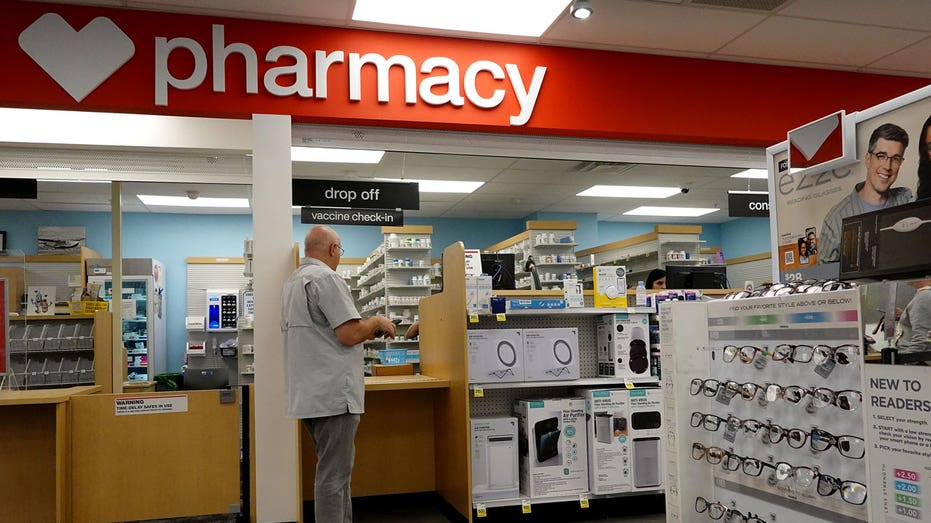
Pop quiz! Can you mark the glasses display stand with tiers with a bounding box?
[661,289,869,523]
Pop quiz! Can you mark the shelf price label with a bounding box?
[476,503,487,517]
[521,500,532,514]
[579,495,589,509]
[624,380,635,390]
[473,386,484,398]
[469,313,479,323]
[495,313,506,322]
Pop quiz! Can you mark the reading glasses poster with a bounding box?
[863,364,931,523]
[775,95,931,282]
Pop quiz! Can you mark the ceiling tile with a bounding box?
[869,37,931,76]
[719,16,927,67]
[778,0,931,34]
[547,0,766,53]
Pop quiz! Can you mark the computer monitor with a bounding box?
[480,253,516,290]
[664,264,728,289]
[183,367,230,390]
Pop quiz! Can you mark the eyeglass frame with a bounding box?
[810,428,866,459]
[690,411,728,432]
[868,151,905,166]
[817,473,868,505]
[810,387,862,411]
[721,452,774,477]
[722,345,768,364]
[691,442,728,465]
[765,423,810,449]
[695,496,729,520]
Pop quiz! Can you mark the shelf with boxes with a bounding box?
[486,221,579,290]
[418,242,664,522]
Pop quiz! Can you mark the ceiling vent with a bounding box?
[572,161,638,174]
[686,0,790,11]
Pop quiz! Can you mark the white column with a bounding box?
[251,114,298,522]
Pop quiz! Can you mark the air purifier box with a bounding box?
[476,275,492,313]
[627,387,663,491]
[577,388,632,494]
[514,398,589,499]
[468,329,524,383]
[593,266,628,308]
[522,328,579,381]
[471,417,520,502]
[596,314,651,379]
[466,276,479,313]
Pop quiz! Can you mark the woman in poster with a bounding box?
[917,114,931,200]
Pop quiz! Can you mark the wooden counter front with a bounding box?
[0,385,101,523]
[301,375,449,500]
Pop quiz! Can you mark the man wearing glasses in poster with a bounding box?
[819,123,914,264]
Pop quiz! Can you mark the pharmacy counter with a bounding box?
[302,374,450,499]
[0,385,102,522]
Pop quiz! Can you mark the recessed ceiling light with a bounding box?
[727,190,769,194]
[576,185,680,198]
[137,195,250,208]
[730,169,768,179]
[352,0,572,38]
[38,178,110,183]
[291,147,384,164]
[375,178,484,193]
[624,206,719,217]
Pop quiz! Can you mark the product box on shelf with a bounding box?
[470,417,520,502]
[466,275,493,313]
[577,388,632,495]
[468,329,524,383]
[522,328,579,381]
[594,266,628,308]
[596,313,651,379]
[514,398,589,499]
[507,299,566,310]
[627,387,663,491]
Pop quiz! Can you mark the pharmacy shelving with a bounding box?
[486,220,579,290]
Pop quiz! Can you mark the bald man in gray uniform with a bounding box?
[281,225,395,522]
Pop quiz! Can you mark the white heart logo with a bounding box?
[19,13,135,102]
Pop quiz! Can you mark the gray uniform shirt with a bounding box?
[898,287,931,353]
[819,182,912,264]
[281,257,363,418]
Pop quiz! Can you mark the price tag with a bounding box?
[469,313,479,323]
[521,500,532,514]
[476,503,487,517]
[624,380,634,390]
[579,495,589,509]
[814,357,836,379]
[496,313,507,322]
[722,416,739,443]
[473,386,484,398]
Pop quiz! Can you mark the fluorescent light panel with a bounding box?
[352,0,572,37]
[577,185,680,198]
[38,178,110,183]
[624,206,719,217]
[727,190,769,194]
[730,169,768,179]
[375,178,483,193]
[291,147,384,164]
[137,195,250,208]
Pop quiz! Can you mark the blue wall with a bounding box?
[1,210,771,372]
[719,218,771,259]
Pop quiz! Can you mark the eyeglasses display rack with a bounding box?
[661,288,868,523]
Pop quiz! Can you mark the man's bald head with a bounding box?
[305,225,339,257]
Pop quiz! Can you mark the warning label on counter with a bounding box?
[115,395,188,416]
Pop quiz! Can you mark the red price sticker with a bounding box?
[895,469,920,482]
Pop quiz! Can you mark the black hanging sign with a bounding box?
[1,179,37,199]
[728,193,770,217]
[301,207,404,226]
[293,179,419,210]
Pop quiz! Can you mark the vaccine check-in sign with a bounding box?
[294,179,419,226]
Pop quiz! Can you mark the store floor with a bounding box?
[307,493,666,522]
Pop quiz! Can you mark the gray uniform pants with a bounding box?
[302,413,361,523]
